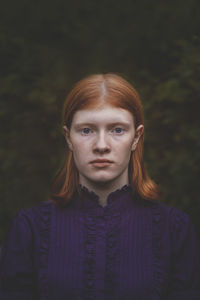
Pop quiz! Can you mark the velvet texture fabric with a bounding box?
[0,185,200,299]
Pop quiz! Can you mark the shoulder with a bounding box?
[146,200,200,264]
[155,201,192,226]
[1,201,53,255]
[148,200,196,239]
[16,200,52,217]
[139,196,193,230]
[9,201,53,234]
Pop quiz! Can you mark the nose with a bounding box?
[93,131,111,154]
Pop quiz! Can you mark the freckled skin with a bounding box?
[64,105,144,191]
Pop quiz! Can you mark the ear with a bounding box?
[63,125,73,151]
[131,124,144,151]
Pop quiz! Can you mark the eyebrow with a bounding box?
[73,121,131,128]
[74,121,131,129]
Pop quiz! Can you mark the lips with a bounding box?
[90,159,113,163]
[90,159,113,167]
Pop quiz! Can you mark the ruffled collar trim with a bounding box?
[72,184,134,211]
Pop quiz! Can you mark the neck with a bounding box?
[80,178,129,207]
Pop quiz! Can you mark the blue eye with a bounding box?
[82,128,91,134]
[114,127,123,134]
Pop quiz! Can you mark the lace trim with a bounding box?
[105,211,121,300]
[82,185,131,299]
[37,201,51,300]
[80,183,130,193]
[79,184,132,209]
[105,183,130,299]
[79,185,99,200]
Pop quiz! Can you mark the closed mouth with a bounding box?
[90,159,113,163]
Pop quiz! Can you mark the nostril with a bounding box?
[93,141,111,153]
[93,146,110,154]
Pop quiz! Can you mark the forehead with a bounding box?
[71,105,135,125]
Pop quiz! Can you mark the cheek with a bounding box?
[117,139,134,153]
[119,141,134,160]
[113,141,133,164]
[71,138,87,152]
[72,142,90,164]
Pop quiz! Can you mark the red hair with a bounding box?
[51,73,159,205]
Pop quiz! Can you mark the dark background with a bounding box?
[0,0,200,243]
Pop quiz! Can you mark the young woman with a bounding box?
[0,74,200,299]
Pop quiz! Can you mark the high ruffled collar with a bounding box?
[72,184,135,211]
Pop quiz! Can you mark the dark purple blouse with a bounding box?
[0,185,200,299]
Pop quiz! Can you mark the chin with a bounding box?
[88,175,117,185]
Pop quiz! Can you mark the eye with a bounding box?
[81,128,92,135]
[113,127,124,134]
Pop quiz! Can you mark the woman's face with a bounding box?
[64,105,143,188]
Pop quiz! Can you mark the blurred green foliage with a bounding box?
[0,0,200,243]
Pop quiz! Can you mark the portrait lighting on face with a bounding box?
[63,105,144,194]
[52,73,159,206]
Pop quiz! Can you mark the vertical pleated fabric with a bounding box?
[1,185,200,299]
[47,185,157,299]
[45,186,200,300]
